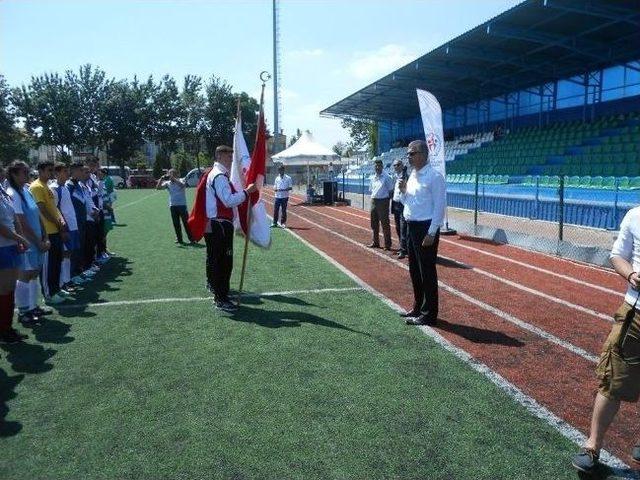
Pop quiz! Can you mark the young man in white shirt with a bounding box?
[572,206,640,473]
[368,159,395,250]
[272,164,292,228]
[51,163,82,292]
[156,169,194,244]
[204,145,256,312]
[398,140,446,326]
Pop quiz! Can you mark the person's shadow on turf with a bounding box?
[230,305,370,336]
[436,319,524,347]
[0,367,24,437]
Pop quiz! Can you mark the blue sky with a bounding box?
[1,0,521,148]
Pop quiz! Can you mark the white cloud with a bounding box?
[348,44,419,81]
[286,48,325,60]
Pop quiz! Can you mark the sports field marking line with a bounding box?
[116,191,163,210]
[313,200,623,297]
[266,199,599,364]
[263,193,613,323]
[56,287,364,309]
[282,191,624,297]
[277,208,630,474]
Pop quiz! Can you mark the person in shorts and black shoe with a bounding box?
[572,205,640,473]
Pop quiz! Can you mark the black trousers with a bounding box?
[170,205,193,243]
[407,220,440,319]
[96,211,106,255]
[42,233,62,297]
[83,221,98,270]
[370,197,391,248]
[273,197,288,225]
[204,219,234,302]
[71,223,86,278]
[392,201,407,253]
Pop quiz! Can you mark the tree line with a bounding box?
[0,64,261,175]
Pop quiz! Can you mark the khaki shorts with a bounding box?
[597,301,640,402]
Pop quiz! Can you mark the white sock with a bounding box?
[15,280,30,312]
[30,279,39,310]
[60,258,71,287]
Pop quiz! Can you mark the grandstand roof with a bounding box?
[321,0,640,121]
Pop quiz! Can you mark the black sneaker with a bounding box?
[0,328,28,343]
[571,448,599,473]
[18,310,41,326]
[215,300,238,312]
[33,306,53,316]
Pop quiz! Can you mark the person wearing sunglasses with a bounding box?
[397,140,446,326]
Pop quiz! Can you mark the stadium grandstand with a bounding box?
[322,0,640,240]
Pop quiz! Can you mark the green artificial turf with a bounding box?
[0,189,597,479]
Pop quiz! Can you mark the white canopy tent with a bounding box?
[271,132,341,186]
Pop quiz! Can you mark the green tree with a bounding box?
[235,91,260,147]
[151,75,184,159]
[13,71,80,156]
[171,149,194,176]
[332,141,346,157]
[72,64,113,153]
[180,75,206,158]
[0,75,30,164]
[203,75,235,154]
[104,77,156,170]
[341,118,378,156]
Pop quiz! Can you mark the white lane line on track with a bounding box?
[262,194,600,364]
[57,287,364,309]
[307,199,623,297]
[263,193,613,322]
[276,203,630,473]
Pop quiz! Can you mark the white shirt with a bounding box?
[400,163,446,236]
[611,206,640,306]
[162,180,187,206]
[369,172,394,199]
[205,162,247,219]
[51,180,78,231]
[81,181,97,222]
[273,174,292,199]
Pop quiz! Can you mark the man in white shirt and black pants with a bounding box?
[157,169,194,244]
[368,159,395,250]
[204,145,256,312]
[398,140,446,326]
[272,164,292,228]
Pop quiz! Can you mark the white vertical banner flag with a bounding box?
[416,89,446,177]
[417,88,453,231]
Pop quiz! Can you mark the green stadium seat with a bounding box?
[590,176,604,189]
[566,176,580,188]
[629,177,640,190]
[618,177,630,190]
[602,177,616,190]
[578,176,591,188]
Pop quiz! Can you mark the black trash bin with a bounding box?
[323,181,338,204]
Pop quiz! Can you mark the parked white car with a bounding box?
[105,165,130,188]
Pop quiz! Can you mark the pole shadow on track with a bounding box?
[230,304,370,336]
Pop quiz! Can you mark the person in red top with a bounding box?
[204,145,256,312]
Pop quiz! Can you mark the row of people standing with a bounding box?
[0,159,113,343]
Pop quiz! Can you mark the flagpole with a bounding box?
[237,74,268,307]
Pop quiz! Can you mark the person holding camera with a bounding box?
[572,205,640,473]
[157,169,194,245]
[392,160,408,259]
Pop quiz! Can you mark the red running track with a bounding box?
[262,190,639,465]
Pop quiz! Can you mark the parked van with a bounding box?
[105,166,130,188]
[183,168,205,187]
